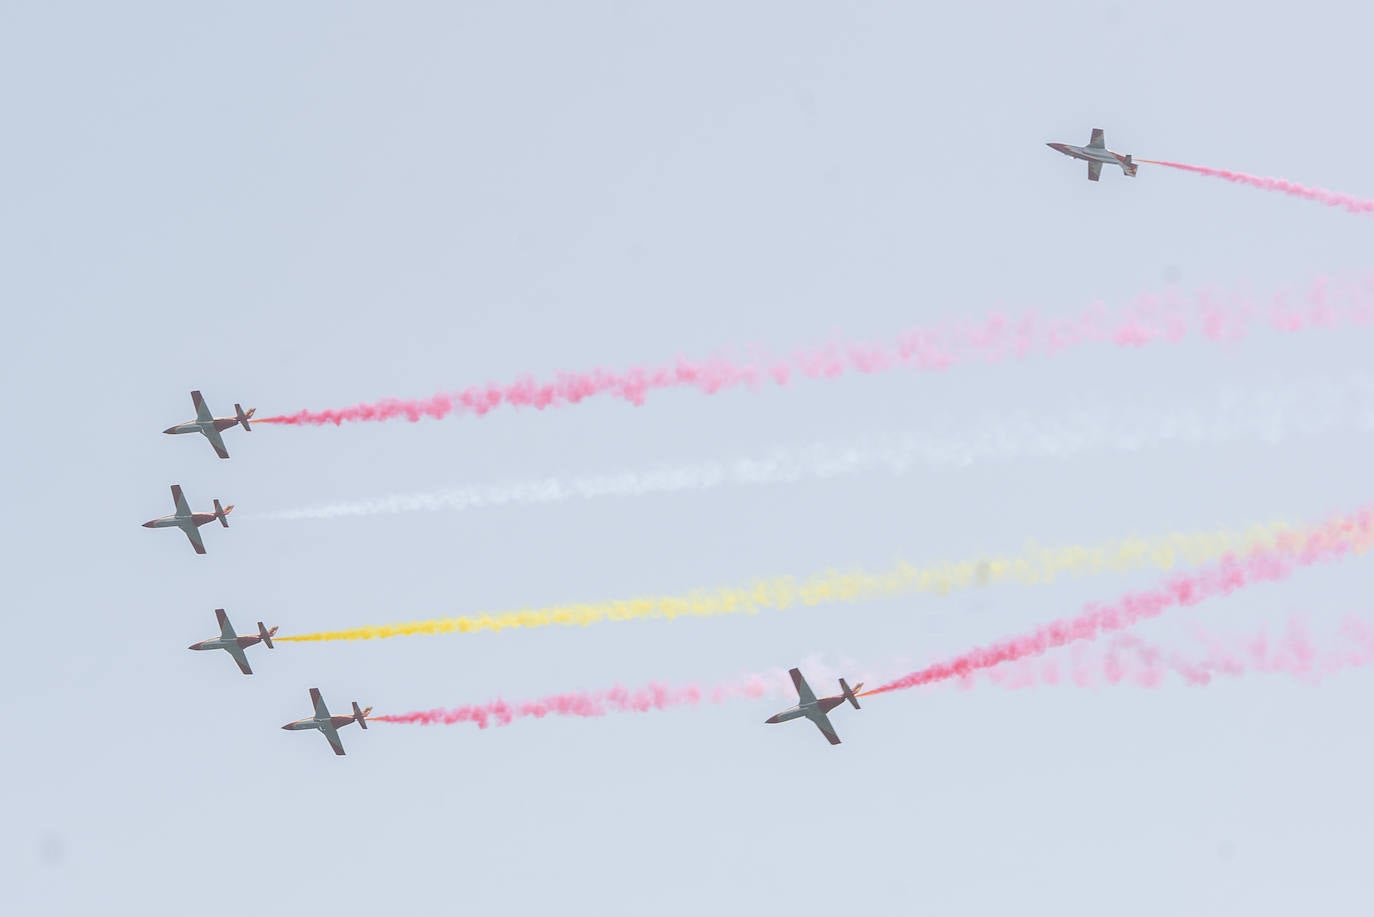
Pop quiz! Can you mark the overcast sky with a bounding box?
[4,3,1373,914]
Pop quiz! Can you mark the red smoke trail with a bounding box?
[862,509,1374,697]
[982,615,1374,690]
[256,275,1374,426]
[1139,160,1374,214]
[371,674,783,729]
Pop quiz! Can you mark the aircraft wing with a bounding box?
[809,711,842,745]
[320,721,346,756]
[191,390,215,424]
[1088,128,1105,149]
[215,609,237,641]
[310,687,332,721]
[171,484,192,517]
[203,425,230,459]
[1088,160,1102,182]
[225,641,253,675]
[183,524,207,555]
[788,668,818,706]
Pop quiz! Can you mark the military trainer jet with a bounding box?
[282,688,372,756]
[1046,128,1138,181]
[189,609,277,675]
[163,390,254,459]
[141,484,233,555]
[764,668,863,746]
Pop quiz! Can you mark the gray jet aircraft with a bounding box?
[141,484,233,555]
[189,609,277,675]
[765,668,863,746]
[163,390,254,459]
[282,688,372,756]
[1046,128,1138,181]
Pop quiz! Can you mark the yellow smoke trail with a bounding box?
[277,519,1309,643]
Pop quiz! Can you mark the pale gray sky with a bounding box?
[4,2,1374,914]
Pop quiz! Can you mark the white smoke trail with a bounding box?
[252,373,1374,521]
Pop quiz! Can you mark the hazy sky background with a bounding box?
[4,3,1373,914]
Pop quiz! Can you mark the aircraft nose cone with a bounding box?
[162,426,177,434]
[764,713,782,724]
[141,520,156,528]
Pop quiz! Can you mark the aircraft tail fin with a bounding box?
[840,678,862,710]
[353,702,371,729]
[1123,154,1138,177]
[213,500,233,527]
[258,622,276,649]
[235,403,254,431]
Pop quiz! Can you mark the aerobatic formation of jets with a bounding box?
[154,134,1158,755]
[154,390,377,755]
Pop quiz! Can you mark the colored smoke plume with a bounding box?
[372,604,1374,735]
[982,615,1374,690]
[255,274,1374,426]
[372,672,790,729]
[1139,160,1374,214]
[276,519,1301,643]
[254,373,1374,521]
[862,509,1374,697]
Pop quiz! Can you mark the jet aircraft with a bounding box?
[189,608,277,675]
[163,390,254,459]
[141,484,233,555]
[764,668,863,746]
[282,688,372,756]
[1046,128,1138,181]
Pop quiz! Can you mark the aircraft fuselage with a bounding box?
[142,513,215,529]
[189,634,266,652]
[164,418,239,436]
[1046,141,1136,177]
[282,716,359,732]
[1046,142,1120,164]
[765,695,845,724]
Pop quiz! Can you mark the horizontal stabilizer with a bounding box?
[840,678,862,710]
[258,622,276,649]
[236,403,254,432]
[213,500,232,527]
[353,702,370,729]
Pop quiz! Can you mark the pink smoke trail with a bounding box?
[1139,160,1374,214]
[982,615,1374,690]
[372,673,786,729]
[256,275,1374,426]
[862,509,1374,697]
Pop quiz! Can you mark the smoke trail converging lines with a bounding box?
[254,275,1374,426]
[983,615,1374,691]
[1139,160,1374,214]
[861,509,1374,698]
[276,519,1303,644]
[253,373,1374,521]
[371,522,1374,734]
